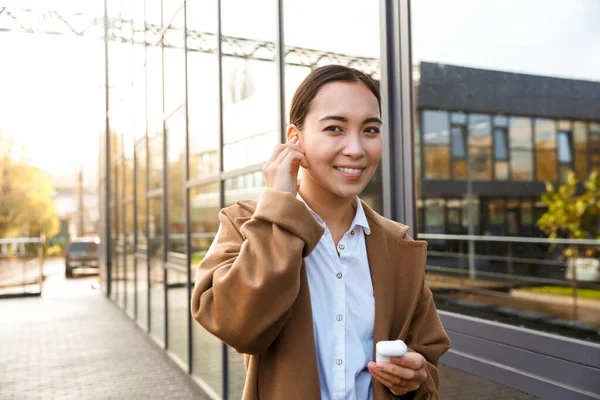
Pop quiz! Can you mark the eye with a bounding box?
[324,125,343,132]
[364,126,381,134]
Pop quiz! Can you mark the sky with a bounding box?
[0,0,598,188]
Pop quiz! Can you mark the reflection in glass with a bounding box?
[188,51,220,180]
[534,119,556,150]
[147,47,163,139]
[222,59,278,172]
[510,150,533,181]
[451,112,467,124]
[470,147,492,180]
[149,197,165,344]
[136,141,147,247]
[167,109,186,254]
[225,172,265,207]
[451,127,466,158]
[557,131,573,164]
[423,111,449,144]
[424,146,450,179]
[136,256,149,330]
[509,117,533,149]
[495,161,509,180]
[148,133,163,190]
[494,115,508,127]
[190,182,222,396]
[536,151,557,182]
[424,199,445,232]
[453,160,467,180]
[167,268,188,365]
[126,203,135,318]
[493,129,508,160]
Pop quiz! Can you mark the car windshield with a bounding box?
[68,242,97,252]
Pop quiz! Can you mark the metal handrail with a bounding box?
[418,233,600,246]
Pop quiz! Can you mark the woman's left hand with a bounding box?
[367,350,428,396]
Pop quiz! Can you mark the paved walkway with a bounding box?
[0,293,536,399]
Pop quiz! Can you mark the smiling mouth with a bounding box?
[335,166,365,174]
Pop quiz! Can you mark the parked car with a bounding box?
[65,237,99,278]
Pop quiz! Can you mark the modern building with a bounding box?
[92,1,600,399]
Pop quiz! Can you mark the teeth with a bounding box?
[336,167,363,174]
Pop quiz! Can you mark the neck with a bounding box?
[298,174,356,231]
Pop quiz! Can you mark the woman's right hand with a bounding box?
[262,136,309,196]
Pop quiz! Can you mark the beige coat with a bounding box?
[191,189,450,399]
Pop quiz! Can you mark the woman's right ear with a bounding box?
[286,124,300,144]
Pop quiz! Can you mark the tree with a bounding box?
[0,132,59,240]
[536,171,600,317]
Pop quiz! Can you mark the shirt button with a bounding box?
[336,272,342,279]
[338,244,345,251]
[336,359,343,365]
[336,314,343,321]
[350,230,355,235]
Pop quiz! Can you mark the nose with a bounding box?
[341,132,365,159]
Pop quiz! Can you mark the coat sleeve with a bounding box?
[394,281,451,400]
[190,189,324,355]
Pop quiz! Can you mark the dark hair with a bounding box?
[289,65,381,130]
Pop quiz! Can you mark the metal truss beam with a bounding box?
[0,6,379,75]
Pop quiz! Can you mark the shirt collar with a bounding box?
[296,193,371,235]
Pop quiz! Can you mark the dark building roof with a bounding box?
[417,62,600,121]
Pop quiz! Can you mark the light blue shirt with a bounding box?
[298,195,375,400]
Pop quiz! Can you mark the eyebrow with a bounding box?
[319,115,383,125]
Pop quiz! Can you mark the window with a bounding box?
[451,126,466,158]
[557,131,574,182]
[509,117,533,180]
[535,119,557,182]
[493,129,508,160]
[422,110,451,179]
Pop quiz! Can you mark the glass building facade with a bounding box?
[97,0,600,398]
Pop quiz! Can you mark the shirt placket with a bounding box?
[333,232,349,400]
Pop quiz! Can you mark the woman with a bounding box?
[191,65,450,400]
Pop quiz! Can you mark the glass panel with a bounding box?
[225,171,265,207]
[493,129,508,160]
[222,0,278,174]
[424,146,450,179]
[488,199,506,227]
[125,157,134,198]
[422,111,450,144]
[558,120,571,131]
[558,164,572,183]
[509,117,533,149]
[470,147,492,180]
[190,182,222,397]
[494,115,508,127]
[167,268,188,365]
[451,127,466,158]
[424,199,445,232]
[591,131,600,161]
[188,50,220,180]
[163,46,186,116]
[149,197,164,344]
[573,121,587,152]
[575,152,587,180]
[469,114,492,147]
[557,132,573,163]
[451,112,467,124]
[136,256,148,329]
[147,47,163,139]
[126,203,135,317]
[495,161,509,180]
[452,160,467,180]
[136,142,147,247]
[536,150,557,182]
[167,109,186,254]
[148,133,163,190]
[510,150,533,181]
[521,201,533,226]
[534,119,556,150]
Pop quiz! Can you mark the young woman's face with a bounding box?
[294,81,382,200]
